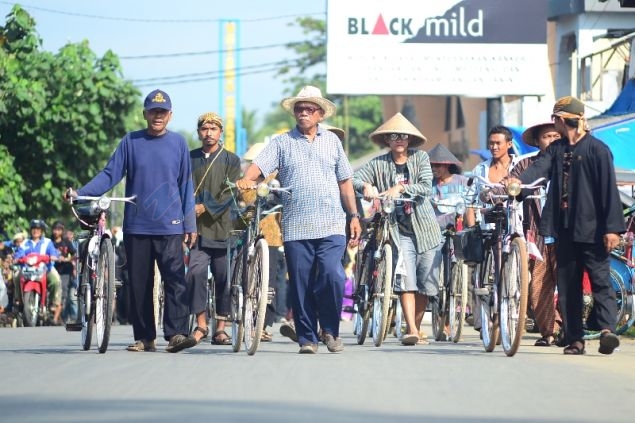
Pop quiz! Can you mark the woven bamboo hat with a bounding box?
[521,122,557,147]
[369,113,427,148]
[321,123,345,142]
[280,85,336,120]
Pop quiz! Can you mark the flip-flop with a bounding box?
[401,334,419,346]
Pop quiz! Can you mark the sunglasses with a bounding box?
[386,133,409,141]
[293,105,321,115]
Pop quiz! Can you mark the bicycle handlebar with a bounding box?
[470,175,546,192]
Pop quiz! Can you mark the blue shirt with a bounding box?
[78,130,196,235]
[254,125,353,242]
[14,237,59,271]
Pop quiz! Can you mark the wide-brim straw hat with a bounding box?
[243,142,266,162]
[521,122,556,147]
[321,123,345,142]
[280,85,336,120]
[369,113,427,148]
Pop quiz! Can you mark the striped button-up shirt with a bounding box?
[254,125,353,242]
[353,149,442,253]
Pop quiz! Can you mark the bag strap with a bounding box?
[194,146,224,196]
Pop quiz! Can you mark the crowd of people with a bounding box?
[0,88,625,357]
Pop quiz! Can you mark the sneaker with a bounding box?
[126,339,157,352]
[165,334,197,353]
[280,322,298,342]
[299,343,318,354]
[324,333,344,353]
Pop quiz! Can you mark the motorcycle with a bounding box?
[16,253,50,327]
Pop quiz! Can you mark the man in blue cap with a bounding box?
[66,89,197,353]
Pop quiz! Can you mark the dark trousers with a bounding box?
[124,234,189,341]
[284,235,346,346]
[264,246,281,328]
[187,243,229,316]
[556,228,617,344]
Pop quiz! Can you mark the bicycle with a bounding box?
[66,193,136,353]
[470,175,544,356]
[582,204,635,339]
[226,179,289,355]
[353,195,416,347]
[429,199,468,343]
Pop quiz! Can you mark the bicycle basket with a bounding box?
[483,203,507,227]
[452,225,485,264]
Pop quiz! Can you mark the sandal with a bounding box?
[563,340,586,355]
[211,330,232,345]
[534,336,554,347]
[192,326,209,344]
[261,330,273,342]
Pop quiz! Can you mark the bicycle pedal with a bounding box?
[65,322,83,332]
[267,287,275,304]
[474,287,490,296]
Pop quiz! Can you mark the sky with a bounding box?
[0,0,326,136]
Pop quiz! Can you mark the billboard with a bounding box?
[326,0,549,97]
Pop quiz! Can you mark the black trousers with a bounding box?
[187,243,229,317]
[124,234,189,341]
[556,228,617,344]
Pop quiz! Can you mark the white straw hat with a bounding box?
[280,85,336,120]
[369,113,427,148]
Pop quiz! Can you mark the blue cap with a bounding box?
[144,89,172,111]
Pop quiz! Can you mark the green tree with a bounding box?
[0,5,139,233]
[270,16,383,160]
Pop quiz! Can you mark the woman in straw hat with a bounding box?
[505,96,625,355]
[353,113,442,346]
[236,85,361,354]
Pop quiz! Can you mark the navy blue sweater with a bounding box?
[78,129,196,235]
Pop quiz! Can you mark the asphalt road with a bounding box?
[1,319,633,423]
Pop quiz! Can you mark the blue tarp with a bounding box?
[604,79,635,116]
[593,117,635,170]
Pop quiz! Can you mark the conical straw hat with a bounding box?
[369,113,427,148]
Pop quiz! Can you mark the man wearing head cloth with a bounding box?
[507,96,625,355]
[353,113,441,346]
[188,112,242,346]
[65,89,198,353]
[236,86,361,354]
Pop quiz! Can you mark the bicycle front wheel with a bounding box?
[500,237,529,357]
[244,238,269,355]
[231,241,246,353]
[95,239,115,353]
[432,250,448,341]
[372,243,392,347]
[79,250,93,351]
[449,260,468,343]
[478,246,499,352]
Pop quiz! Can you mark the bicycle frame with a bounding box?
[471,175,544,356]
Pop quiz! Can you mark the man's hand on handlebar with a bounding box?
[64,188,77,203]
[236,178,256,190]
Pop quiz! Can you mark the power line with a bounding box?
[130,59,291,83]
[120,43,287,60]
[2,1,324,24]
[134,65,284,87]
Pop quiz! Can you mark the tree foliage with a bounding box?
[0,5,139,234]
[263,16,383,160]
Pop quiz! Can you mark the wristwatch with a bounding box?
[348,212,361,219]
